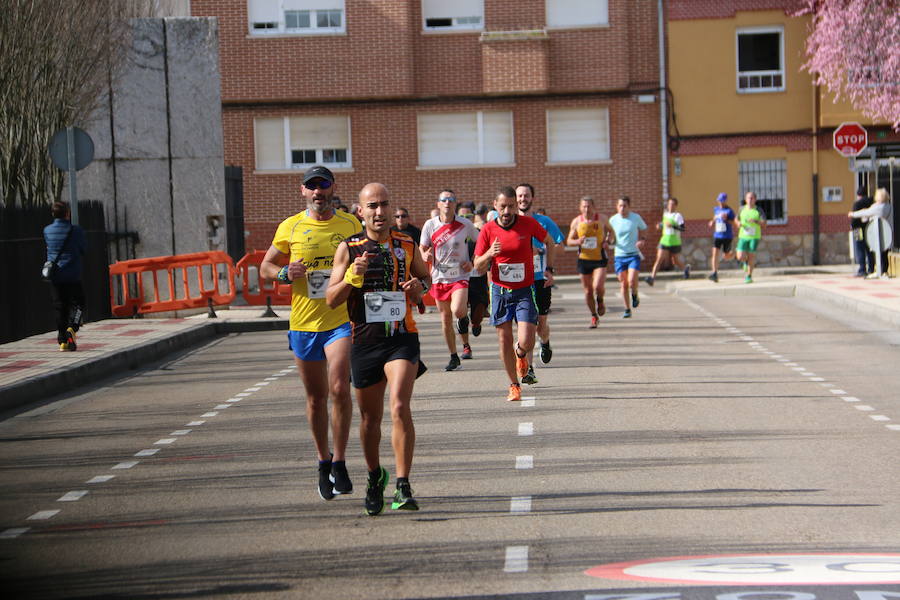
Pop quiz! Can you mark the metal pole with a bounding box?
[66,126,79,226]
[657,0,668,202]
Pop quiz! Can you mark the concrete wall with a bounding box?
[69,17,225,262]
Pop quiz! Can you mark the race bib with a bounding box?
[305,269,330,299]
[437,261,460,279]
[742,226,754,237]
[533,253,543,273]
[581,236,598,250]
[498,263,525,283]
[363,291,406,323]
[664,225,675,236]
[715,220,727,233]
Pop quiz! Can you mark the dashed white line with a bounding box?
[520,397,535,407]
[186,420,205,426]
[854,405,876,411]
[112,461,139,470]
[808,377,825,381]
[830,389,848,395]
[244,387,261,392]
[1,528,29,539]
[870,415,890,421]
[27,510,60,520]
[887,425,900,431]
[201,412,218,418]
[254,381,270,386]
[515,455,533,470]
[170,430,191,436]
[58,491,88,502]
[155,438,176,445]
[518,422,534,436]
[135,448,159,457]
[510,496,532,514]
[235,393,252,398]
[214,404,231,410]
[87,475,115,484]
[842,396,861,402]
[504,546,529,573]
[226,398,241,403]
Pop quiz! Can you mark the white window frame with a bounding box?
[416,111,515,169]
[738,159,787,225]
[736,26,785,93]
[421,0,484,32]
[545,107,611,165]
[248,1,345,36]
[545,0,609,29]
[254,116,352,171]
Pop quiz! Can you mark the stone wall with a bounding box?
[682,232,853,270]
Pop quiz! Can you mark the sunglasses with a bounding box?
[304,179,333,190]
[438,197,456,203]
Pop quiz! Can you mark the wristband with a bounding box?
[276,265,291,283]
[343,269,364,288]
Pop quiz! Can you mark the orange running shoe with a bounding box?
[507,383,522,402]
[515,352,528,379]
[589,315,599,329]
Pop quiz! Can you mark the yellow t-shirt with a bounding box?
[576,217,602,261]
[271,210,363,332]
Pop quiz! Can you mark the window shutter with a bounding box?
[547,108,609,162]
[283,0,344,10]
[418,113,478,166]
[546,0,608,27]
[422,0,482,20]
[481,112,514,164]
[255,118,286,169]
[289,116,349,149]
[248,0,281,24]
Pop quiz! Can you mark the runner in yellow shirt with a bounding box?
[566,196,615,328]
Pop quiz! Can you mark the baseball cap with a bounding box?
[716,192,728,203]
[302,165,335,185]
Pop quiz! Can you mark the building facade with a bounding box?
[190,0,666,272]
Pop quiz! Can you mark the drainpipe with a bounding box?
[658,0,669,203]
[811,78,820,265]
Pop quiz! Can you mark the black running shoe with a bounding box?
[391,481,419,511]
[456,315,469,335]
[539,342,552,365]
[631,292,640,308]
[644,275,654,287]
[365,466,389,516]
[471,323,482,337]
[318,461,335,501]
[445,354,461,371]
[709,271,718,282]
[331,461,352,495]
[521,365,538,385]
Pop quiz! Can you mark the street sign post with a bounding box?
[833,122,868,158]
[48,126,94,226]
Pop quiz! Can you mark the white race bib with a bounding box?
[742,226,754,237]
[498,262,525,283]
[363,291,406,323]
[581,236,598,250]
[664,225,675,236]
[533,253,543,273]
[715,220,727,233]
[437,260,460,279]
[305,269,331,299]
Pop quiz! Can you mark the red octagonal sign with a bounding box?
[833,121,868,157]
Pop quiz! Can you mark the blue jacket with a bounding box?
[43,218,86,283]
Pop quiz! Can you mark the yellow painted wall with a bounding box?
[819,90,877,128]
[668,11,813,135]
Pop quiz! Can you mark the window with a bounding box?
[546,0,608,28]
[736,27,784,92]
[738,159,786,224]
[248,0,344,35]
[254,116,351,170]
[546,108,610,163]
[417,112,513,167]
[422,0,483,31]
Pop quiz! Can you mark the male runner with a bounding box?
[708,192,737,282]
[567,196,614,328]
[646,197,690,286]
[466,204,490,340]
[516,183,563,381]
[420,189,478,370]
[474,187,553,402]
[608,196,647,318]
[326,183,430,516]
[736,191,766,284]
[260,165,362,501]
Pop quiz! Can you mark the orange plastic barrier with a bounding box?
[109,251,236,317]
[235,251,291,307]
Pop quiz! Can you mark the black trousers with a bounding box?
[50,281,85,343]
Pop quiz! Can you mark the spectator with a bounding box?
[43,201,86,351]
[849,188,893,279]
[390,206,422,244]
[849,187,874,277]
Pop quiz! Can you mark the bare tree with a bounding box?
[0,1,174,207]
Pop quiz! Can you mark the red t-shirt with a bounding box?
[475,215,548,290]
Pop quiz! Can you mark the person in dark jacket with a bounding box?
[850,188,875,277]
[43,202,86,351]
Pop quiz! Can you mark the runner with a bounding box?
[467,203,491,340]
[516,183,563,381]
[326,183,430,516]
[474,186,553,402]
[566,196,614,328]
[707,192,737,282]
[608,196,647,318]
[260,165,362,501]
[420,189,478,370]
[646,197,690,286]
[736,191,766,284]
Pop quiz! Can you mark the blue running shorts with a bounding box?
[614,254,641,274]
[287,322,351,361]
[489,283,538,326]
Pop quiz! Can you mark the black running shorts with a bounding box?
[350,333,420,389]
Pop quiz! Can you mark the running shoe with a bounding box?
[644,275,654,287]
[445,354,462,371]
[521,365,538,385]
[471,323,482,337]
[318,460,335,501]
[456,315,470,335]
[683,264,692,279]
[515,348,528,379]
[506,383,522,402]
[539,342,552,365]
[391,481,419,511]
[709,271,718,283]
[589,315,598,329]
[596,297,606,316]
[460,344,473,360]
[65,326,77,351]
[622,309,632,318]
[331,461,353,495]
[631,292,640,308]
[364,466,389,516]
[417,301,426,314]
[59,342,74,351]
[745,275,753,284]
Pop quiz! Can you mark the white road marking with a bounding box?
[214,404,231,410]
[254,381,270,386]
[800,372,815,377]
[112,461,139,469]
[226,398,241,403]
[842,396,861,402]
[1,528,29,539]
[58,491,88,502]
[791,367,805,371]
[264,377,279,381]
[186,420,205,426]
[870,415,890,421]
[518,422,534,436]
[516,455,533,469]
[135,449,159,457]
[830,389,848,395]
[855,405,875,411]
[504,546,529,573]
[170,430,191,436]
[777,358,790,362]
[201,412,218,418]
[521,397,535,407]
[771,354,783,359]
[244,387,261,392]
[87,475,114,484]
[808,377,825,381]
[235,393,252,397]
[887,425,900,431]
[510,496,532,514]
[155,438,176,445]
[27,510,60,520]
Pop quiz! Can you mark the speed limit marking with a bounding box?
[585,554,900,585]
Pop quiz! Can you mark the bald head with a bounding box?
[359,182,389,202]
[358,183,391,238]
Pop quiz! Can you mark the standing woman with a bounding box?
[849,188,893,278]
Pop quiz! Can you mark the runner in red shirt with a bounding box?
[474,186,555,401]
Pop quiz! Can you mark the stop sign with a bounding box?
[833,122,868,157]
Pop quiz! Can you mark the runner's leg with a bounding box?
[357,378,388,472]
[384,359,417,479]
[323,336,351,462]
[295,357,332,462]
[496,321,518,384]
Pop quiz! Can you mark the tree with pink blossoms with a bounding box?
[797,0,900,129]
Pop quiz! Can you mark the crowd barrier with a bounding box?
[235,251,292,317]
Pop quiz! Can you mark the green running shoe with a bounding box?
[391,481,419,511]
[364,466,389,516]
[521,365,538,385]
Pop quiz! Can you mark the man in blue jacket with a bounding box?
[43,202,86,351]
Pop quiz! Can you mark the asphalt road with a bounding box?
[1,282,899,599]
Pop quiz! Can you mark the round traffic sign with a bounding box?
[866,217,893,253]
[48,127,94,171]
[833,122,868,157]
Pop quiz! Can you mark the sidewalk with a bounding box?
[2,266,898,413]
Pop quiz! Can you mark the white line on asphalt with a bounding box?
[510,496,532,514]
[808,377,825,381]
[244,387,261,392]
[518,422,534,436]
[740,336,754,341]
[112,461,139,469]
[264,377,279,381]
[819,383,832,388]
[777,358,790,362]
[800,372,815,377]
[521,397,535,407]
[854,405,875,411]
[201,412,218,417]
[791,367,805,371]
[870,415,890,421]
[842,396,861,402]
[771,354,783,359]
[830,389,848,395]
[235,393,252,397]
[214,404,231,410]
[226,398,241,403]
[27,510,60,520]
[887,425,900,431]
[87,475,114,484]
[504,546,529,573]
[155,438,176,445]
[785,363,799,367]
[170,430,191,436]
[135,449,159,457]
[58,491,88,502]
[1,528,29,539]
[516,455,533,470]
[254,382,270,386]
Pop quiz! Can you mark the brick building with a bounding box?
[190,0,666,272]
